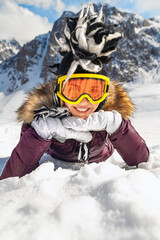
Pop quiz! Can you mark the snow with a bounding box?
[137,67,160,84]
[0,80,160,240]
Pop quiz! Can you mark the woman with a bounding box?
[0,4,149,180]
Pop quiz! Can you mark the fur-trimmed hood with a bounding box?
[17,80,134,124]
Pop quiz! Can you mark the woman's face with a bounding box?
[65,98,99,119]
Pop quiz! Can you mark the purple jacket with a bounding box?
[0,119,149,180]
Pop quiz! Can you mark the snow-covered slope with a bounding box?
[0,81,160,240]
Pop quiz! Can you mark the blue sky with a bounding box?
[19,0,160,23]
[0,0,160,45]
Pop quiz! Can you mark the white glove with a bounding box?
[62,110,122,135]
[31,117,92,143]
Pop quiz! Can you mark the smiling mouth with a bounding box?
[74,107,90,113]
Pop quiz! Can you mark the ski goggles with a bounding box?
[57,73,110,104]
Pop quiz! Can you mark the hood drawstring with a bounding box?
[78,142,90,164]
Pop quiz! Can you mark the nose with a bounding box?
[79,97,89,104]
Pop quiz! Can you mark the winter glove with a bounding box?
[31,117,92,143]
[62,110,122,135]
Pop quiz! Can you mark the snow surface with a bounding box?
[0,81,160,240]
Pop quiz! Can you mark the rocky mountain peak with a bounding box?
[0,38,21,64]
[0,4,160,93]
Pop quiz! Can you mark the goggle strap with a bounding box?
[106,84,109,93]
[53,84,60,107]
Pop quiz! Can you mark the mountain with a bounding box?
[0,33,50,93]
[0,4,160,93]
[0,38,21,64]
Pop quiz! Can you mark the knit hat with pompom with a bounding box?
[52,3,123,107]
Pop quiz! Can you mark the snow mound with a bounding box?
[0,159,160,240]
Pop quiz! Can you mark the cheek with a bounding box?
[64,102,74,112]
[92,103,99,111]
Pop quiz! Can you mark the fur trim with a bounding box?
[16,80,134,124]
[16,81,56,124]
[102,81,134,119]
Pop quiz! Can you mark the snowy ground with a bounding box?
[0,82,160,240]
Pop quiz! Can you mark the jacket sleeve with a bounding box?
[0,124,52,180]
[109,119,149,166]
